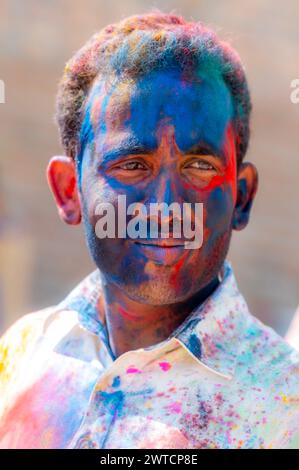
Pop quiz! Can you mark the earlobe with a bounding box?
[232,162,258,231]
[47,156,82,225]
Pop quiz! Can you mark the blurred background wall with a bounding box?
[0,0,298,335]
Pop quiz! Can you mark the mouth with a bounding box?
[134,239,187,248]
[133,239,189,265]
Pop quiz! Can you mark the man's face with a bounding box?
[77,69,238,304]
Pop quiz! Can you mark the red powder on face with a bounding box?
[169,250,189,290]
[181,122,237,202]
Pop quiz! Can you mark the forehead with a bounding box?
[81,68,234,155]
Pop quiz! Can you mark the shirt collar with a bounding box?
[58,260,249,380]
[169,261,249,379]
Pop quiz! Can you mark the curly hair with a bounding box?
[55,10,251,166]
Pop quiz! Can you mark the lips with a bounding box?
[134,239,187,247]
[133,239,189,265]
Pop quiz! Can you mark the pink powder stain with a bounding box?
[158,361,172,372]
[0,371,62,448]
[126,366,142,374]
[167,401,182,414]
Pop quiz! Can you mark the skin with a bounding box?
[47,69,258,358]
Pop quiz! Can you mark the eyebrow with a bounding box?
[98,139,155,164]
[98,139,225,164]
[183,142,225,160]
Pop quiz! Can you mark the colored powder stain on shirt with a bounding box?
[186,333,202,359]
[94,390,125,417]
[277,393,299,404]
[0,344,8,375]
[281,394,290,404]
[126,366,142,374]
[144,400,153,409]
[0,324,35,385]
[111,376,121,388]
[166,401,182,414]
[158,361,172,372]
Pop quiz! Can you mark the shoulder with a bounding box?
[238,312,299,386]
[0,302,83,359]
[235,313,299,447]
[0,305,81,396]
[0,308,54,386]
[1,307,55,350]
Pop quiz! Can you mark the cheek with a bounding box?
[176,185,234,287]
[204,185,234,241]
[83,178,112,225]
[182,179,234,231]
[82,174,149,230]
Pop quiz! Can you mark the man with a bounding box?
[0,11,298,449]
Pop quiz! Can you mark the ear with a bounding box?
[232,162,258,231]
[47,156,81,225]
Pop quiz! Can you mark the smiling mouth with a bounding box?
[133,239,190,266]
[134,239,187,248]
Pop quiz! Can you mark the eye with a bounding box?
[184,159,216,171]
[106,157,152,182]
[117,160,148,171]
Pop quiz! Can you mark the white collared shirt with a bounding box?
[0,260,299,448]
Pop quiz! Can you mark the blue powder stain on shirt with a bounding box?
[95,390,125,416]
[187,333,202,360]
[112,375,121,388]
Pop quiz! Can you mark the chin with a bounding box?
[116,274,200,306]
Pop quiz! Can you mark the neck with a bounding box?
[100,277,220,359]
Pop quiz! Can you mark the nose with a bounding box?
[147,168,182,206]
[143,170,185,238]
